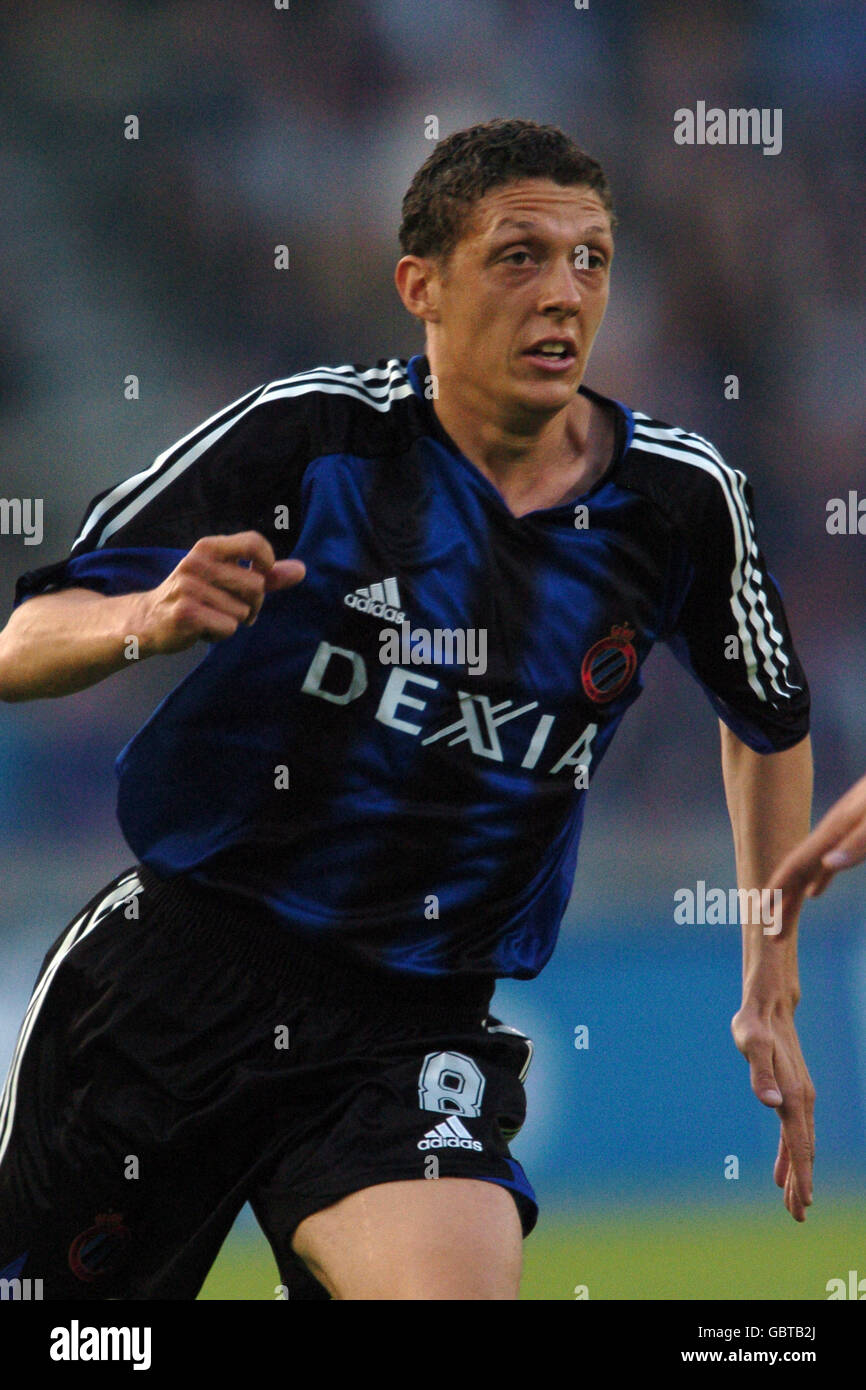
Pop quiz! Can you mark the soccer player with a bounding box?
[0,119,814,1301]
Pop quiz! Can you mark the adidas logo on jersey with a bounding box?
[417,1115,483,1152]
[344,576,405,623]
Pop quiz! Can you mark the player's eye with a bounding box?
[502,249,532,266]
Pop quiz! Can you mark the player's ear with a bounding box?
[394,255,442,325]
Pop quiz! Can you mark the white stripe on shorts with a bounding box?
[0,871,143,1168]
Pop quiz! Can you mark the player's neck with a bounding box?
[430,381,614,518]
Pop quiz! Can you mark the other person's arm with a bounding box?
[771,771,866,905]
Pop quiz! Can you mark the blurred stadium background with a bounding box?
[1,0,864,1300]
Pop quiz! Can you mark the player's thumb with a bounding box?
[266,559,306,590]
[749,1051,783,1108]
[732,1011,783,1108]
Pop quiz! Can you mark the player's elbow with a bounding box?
[0,627,36,701]
[0,659,27,701]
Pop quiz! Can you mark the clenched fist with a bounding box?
[134,532,306,655]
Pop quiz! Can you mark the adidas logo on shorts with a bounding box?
[343,576,405,623]
[417,1115,483,1152]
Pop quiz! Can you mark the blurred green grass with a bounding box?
[199,1198,866,1300]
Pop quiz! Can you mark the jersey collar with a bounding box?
[406,352,634,510]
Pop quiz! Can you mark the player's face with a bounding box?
[433,179,613,419]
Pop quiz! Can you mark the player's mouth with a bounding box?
[522,338,577,373]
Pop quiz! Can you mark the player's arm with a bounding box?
[0,532,305,702]
[653,434,813,1218]
[720,723,815,1222]
[770,771,866,906]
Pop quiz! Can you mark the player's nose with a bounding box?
[537,253,582,317]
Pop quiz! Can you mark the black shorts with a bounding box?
[0,864,537,1300]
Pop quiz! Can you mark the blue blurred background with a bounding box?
[1,0,864,1296]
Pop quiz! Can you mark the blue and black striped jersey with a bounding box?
[14,355,810,978]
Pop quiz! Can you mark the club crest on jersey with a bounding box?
[68,1212,130,1283]
[580,624,637,704]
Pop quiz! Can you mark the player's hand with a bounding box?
[770,772,866,910]
[134,531,306,655]
[730,1001,815,1222]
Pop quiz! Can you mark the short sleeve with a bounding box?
[665,465,810,753]
[12,381,309,610]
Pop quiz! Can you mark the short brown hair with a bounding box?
[398,118,615,263]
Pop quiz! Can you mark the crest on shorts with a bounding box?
[68,1211,130,1283]
[581,624,637,704]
